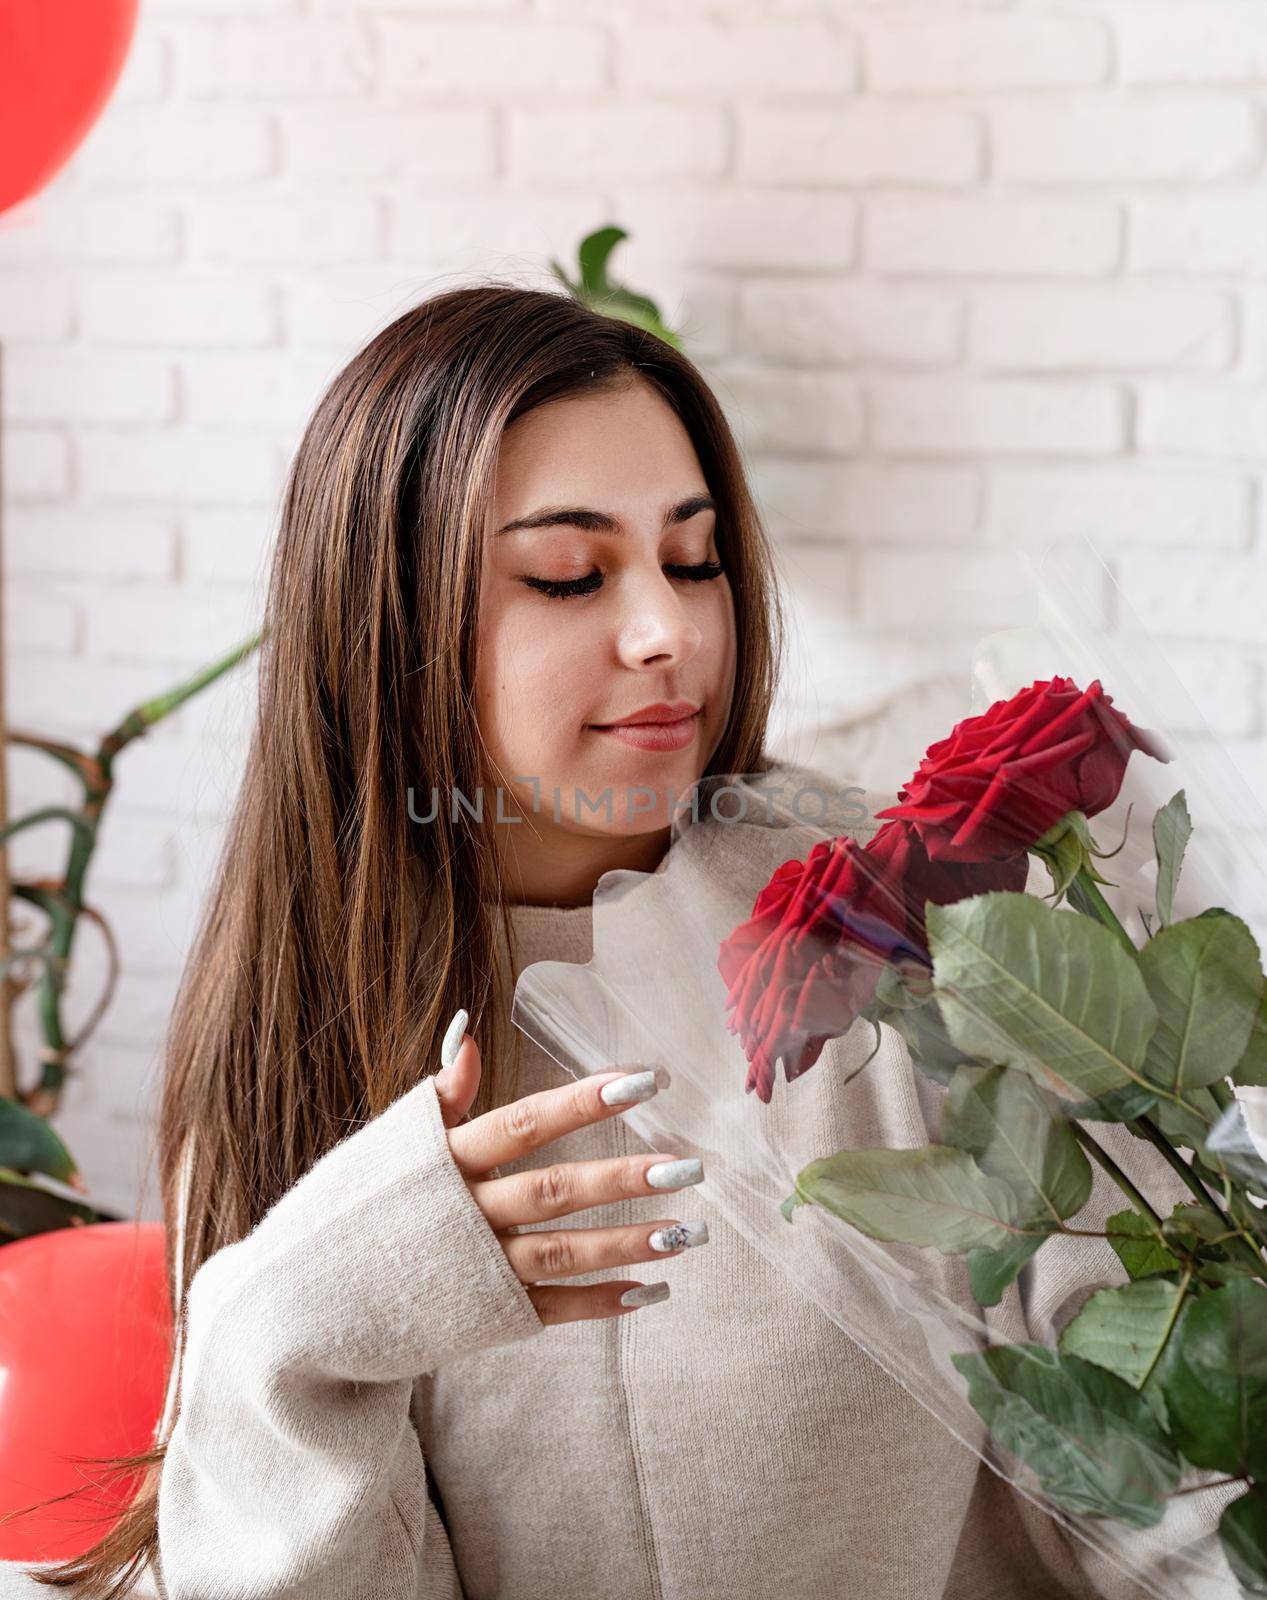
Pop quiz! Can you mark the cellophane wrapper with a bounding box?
[510,537,1267,1600]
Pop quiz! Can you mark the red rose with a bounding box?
[874,676,1168,865]
[718,820,1028,1103]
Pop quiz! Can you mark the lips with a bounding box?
[594,701,701,729]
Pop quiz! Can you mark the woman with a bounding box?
[16,285,1174,1599]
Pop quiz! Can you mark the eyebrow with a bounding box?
[496,493,717,536]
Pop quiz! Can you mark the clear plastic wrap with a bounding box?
[511,536,1267,1600]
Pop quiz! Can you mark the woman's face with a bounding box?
[476,375,737,903]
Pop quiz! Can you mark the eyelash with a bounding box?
[520,559,725,601]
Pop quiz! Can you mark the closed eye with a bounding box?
[520,559,725,601]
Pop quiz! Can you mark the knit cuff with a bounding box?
[185,1074,545,1387]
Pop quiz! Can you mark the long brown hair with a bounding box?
[16,282,785,1594]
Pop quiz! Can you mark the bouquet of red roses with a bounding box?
[512,653,1267,1600]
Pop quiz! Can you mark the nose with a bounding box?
[612,564,704,671]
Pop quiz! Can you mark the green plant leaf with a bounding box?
[793,1144,1028,1254]
[1153,790,1192,929]
[1058,1278,1187,1390]
[1155,1279,1267,1480]
[0,1170,98,1241]
[881,989,968,1088]
[928,892,1157,1104]
[951,1344,1181,1528]
[549,226,683,349]
[942,1064,1093,1224]
[1136,910,1262,1094]
[0,1097,78,1184]
[1106,1209,1181,1280]
[1061,1081,1159,1123]
[968,1228,1055,1307]
[1234,986,1267,1088]
[1221,1488,1267,1598]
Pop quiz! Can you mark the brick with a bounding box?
[79,275,277,345]
[281,108,493,182]
[0,275,74,340]
[615,189,857,272]
[2,351,176,423]
[1119,5,1267,85]
[739,280,961,369]
[986,468,1252,551]
[378,21,605,93]
[1138,385,1267,462]
[618,22,858,93]
[992,99,1258,185]
[863,17,1108,93]
[751,459,980,543]
[972,287,1232,372]
[184,509,277,585]
[1131,193,1267,274]
[78,428,281,504]
[6,508,178,580]
[176,20,372,98]
[188,195,382,265]
[508,106,727,182]
[6,591,79,656]
[737,106,979,187]
[85,585,259,667]
[4,429,70,500]
[866,196,1120,277]
[1112,550,1267,642]
[859,547,1053,630]
[0,198,179,263]
[869,379,1124,456]
[1163,650,1261,738]
[78,108,275,184]
[86,813,179,892]
[6,657,176,736]
[112,32,170,103]
[182,351,342,426]
[714,369,863,455]
[387,191,609,275]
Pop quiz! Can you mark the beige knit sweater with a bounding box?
[0,761,1233,1600]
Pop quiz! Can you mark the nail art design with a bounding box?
[441,1008,469,1070]
[645,1157,704,1190]
[620,1282,670,1309]
[649,1221,709,1253]
[600,1070,659,1106]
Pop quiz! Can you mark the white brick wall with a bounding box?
[2,0,1265,1218]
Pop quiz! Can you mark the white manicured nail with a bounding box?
[620,1282,670,1309]
[600,1071,659,1106]
[649,1221,709,1252]
[646,1158,703,1190]
[441,1009,468,1070]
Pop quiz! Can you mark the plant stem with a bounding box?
[1070,1122,1165,1227]
[1068,867,1138,957]
[1130,1114,1267,1284]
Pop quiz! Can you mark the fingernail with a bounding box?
[620,1282,670,1309]
[649,1221,709,1253]
[600,1070,659,1106]
[646,1157,703,1190]
[441,1008,469,1070]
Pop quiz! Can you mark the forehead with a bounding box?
[491,379,706,519]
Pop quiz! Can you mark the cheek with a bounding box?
[476,596,597,758]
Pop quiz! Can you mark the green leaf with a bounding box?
[882,990,968,1088]
[1136,911,1262,1094]
[951,1344,1181,1528]
[942,1064,1093,1224]
[549,226,683,349]
[1061,1081,1158,1123]
[1221,1489,1267,1598]
[1234,984,1267,1088]
[793,1144,1028,1254]
[0,1171,98,1240]
[0,1097,79,1184]
[928,892,1157,1104]
[1155,1279,1267,1479]
[1106,1209,1181,1280]
[1153,790,1192,929]
[780,1190,803,1224]
[1058,1278,1187,1390]
[968,1229,1054,1307]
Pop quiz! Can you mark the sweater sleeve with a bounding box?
[151,1071,545,1599]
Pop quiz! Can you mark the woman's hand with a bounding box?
[432,1010,709,1325]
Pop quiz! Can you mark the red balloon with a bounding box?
[0,0,140,216]
[0,1221,171,1560]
